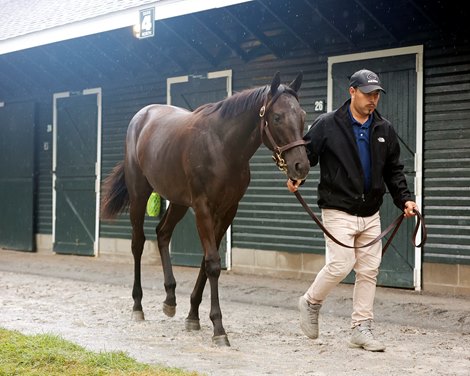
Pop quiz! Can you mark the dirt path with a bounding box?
[0,250,469,375]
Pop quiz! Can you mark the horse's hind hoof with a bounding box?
[131,310,145,321]
[162,303,176,317]
[212,334,230,347]
[185,318,201,331]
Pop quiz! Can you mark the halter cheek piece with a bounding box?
[259,87,309,173]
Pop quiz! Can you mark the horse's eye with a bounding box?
[273,114,281,124]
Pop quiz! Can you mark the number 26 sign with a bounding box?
[314,100,325,112]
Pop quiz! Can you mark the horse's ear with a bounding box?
[289,71,303,93]
[270,71,281,95]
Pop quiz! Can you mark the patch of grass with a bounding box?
[0,328,201,376]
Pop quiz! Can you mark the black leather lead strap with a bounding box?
[294,190,427,255]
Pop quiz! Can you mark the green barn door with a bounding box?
[168,71,231,268]
[0,102,36,251]
[331,54,419,288]
[53,90,101,256]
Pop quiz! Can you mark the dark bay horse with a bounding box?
[100,72,310,346]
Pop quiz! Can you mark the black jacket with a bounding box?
[304,99,412,217]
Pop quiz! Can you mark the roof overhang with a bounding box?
[0,0,253,55]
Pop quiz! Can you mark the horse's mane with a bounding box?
[193,85,270,118]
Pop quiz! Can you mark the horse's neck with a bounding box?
[219,111,262,163]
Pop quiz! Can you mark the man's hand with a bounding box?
[404,201,419,218]
[287,179,302,193]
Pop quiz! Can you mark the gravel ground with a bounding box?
[0,249,469,376]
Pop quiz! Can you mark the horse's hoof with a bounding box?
[185,318,201,331]
[162,303,176,317]
[131,310,145,321]
[212,334,230,347]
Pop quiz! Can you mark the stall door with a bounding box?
[0,102,35,251]
[168,71,231,268]
[331,55,418,288]
[53,90,101,255]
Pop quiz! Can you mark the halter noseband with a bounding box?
[259,87,309,173]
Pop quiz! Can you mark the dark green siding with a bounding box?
[423,45,470,265]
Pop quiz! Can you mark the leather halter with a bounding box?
[259,87,309,173]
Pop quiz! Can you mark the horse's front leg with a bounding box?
[192,208,236,346]
[205,247,228,346]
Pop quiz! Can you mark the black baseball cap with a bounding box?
[349,69,386,93]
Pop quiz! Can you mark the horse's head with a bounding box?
[260,71,310,181]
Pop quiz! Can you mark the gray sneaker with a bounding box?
[298,296,321,339]
[349,320,386,352]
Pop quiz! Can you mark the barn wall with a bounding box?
[29,40,470,294]
[419,44,470,294]
[422,44,470,266]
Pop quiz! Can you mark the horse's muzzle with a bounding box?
[274,146,309,181]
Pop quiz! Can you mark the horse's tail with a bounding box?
[100,161,129,220]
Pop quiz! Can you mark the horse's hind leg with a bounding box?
[185,258,206,331]
[128,190,151,321]
[156,203,188,317]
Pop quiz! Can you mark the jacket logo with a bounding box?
[378,137,385,142]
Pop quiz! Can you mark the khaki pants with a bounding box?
[305,208,382,327]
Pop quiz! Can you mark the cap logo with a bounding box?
[366,72,379,84]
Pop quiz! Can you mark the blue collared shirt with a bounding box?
[348,107,372,193]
